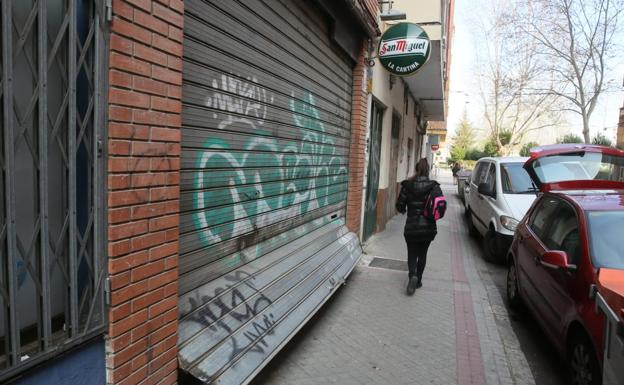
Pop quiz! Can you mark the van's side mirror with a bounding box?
[478,183,495,198]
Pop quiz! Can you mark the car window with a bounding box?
[471,163,485,185]
[472,162,490,185]
[586,211,624,269]
[529,197,560,240]
[485,163,496,191]
[501,163,536,194]
[542,202,581,266]
[532,152,624,185]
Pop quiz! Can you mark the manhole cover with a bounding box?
[368,257,407,272]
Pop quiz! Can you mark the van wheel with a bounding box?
[506,258,522,311]
[567,332,601,385]
[483,229,499,262]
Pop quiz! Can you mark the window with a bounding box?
[542,202,581,265]
[529,198,560,240]
[0,0,107,379]
[501,163,536,194]
[485,163,496,191]
[472,162,490,186]
[587,210,624,269]
[532,152,624,184]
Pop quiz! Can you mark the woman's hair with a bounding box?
[415,158,430,177]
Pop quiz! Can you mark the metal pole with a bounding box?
[91,9,104,329]
[2,0,20,365]
[38,0,51,351]
[68,0,79,337]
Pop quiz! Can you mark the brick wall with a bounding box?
[346,42,369,235]
[105,1,183,384]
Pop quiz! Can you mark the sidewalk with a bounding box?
[251,172,535,385]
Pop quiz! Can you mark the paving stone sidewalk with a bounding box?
[251,173,535,385]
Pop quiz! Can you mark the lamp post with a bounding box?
[378,1,406,21]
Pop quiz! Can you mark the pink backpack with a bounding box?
[424,194,447,221]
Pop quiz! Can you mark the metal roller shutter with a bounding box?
[178,1,362,383]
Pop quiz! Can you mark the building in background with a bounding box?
[0,1,380,384]
[361,0,455,240]
[618,105,624,149]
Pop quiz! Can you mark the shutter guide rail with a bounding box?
[2,0,20,367]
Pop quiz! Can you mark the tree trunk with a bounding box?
[582,112,591,143]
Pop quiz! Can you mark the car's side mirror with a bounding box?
[541,250,577,271]
[478,183,496,198]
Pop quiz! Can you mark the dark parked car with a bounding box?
[456,169,472,201]
[506,144,624,385]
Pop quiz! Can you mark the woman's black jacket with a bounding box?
[395,176,443,242]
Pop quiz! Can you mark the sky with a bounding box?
[446,0,624,145]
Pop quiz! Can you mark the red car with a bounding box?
[506,144,624,385]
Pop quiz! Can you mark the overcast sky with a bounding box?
[446,0,624,145]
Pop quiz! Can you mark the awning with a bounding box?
[404,40,445,121]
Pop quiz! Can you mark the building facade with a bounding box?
[361,0,455,239]
[0,1,387,384]
[618,105,624,149]
[0,0,457,383]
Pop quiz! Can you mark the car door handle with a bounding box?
[478,195,484,200]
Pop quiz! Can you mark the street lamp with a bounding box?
[379,1,406,21]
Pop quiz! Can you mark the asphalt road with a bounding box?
[460,204,568,385]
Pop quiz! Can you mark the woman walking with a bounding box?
[396,158,444,295]
[452,161,461,185]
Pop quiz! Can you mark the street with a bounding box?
[251,172,567,385]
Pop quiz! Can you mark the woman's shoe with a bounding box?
[407,276,418,295]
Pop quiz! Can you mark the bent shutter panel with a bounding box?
[178,0,362,383]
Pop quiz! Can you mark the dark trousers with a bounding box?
[407,241,431,278]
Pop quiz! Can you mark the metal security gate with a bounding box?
[178,0,361,383]
[0,0,107,380]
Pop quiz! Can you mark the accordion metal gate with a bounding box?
[0,0,107,381]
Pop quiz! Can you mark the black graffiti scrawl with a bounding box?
[187,271,277,362]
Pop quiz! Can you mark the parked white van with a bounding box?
[464,157,537,262]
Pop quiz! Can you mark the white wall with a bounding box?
[371,55,422,189]
[393,0,444,40]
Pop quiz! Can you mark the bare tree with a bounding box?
[517,0,624,143]
[471,2,563,155]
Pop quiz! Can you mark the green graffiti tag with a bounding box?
[193,75,348,267]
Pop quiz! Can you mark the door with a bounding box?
[469,161,491,233]
[406,138,413,178]
[178,1,362,383]
[363,102,383,240]
[533,200,580,338]
[479,162,498,232]
[516,197,560,323]
[386,113,401,219]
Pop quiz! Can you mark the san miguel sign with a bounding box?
[378,23,431,76]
